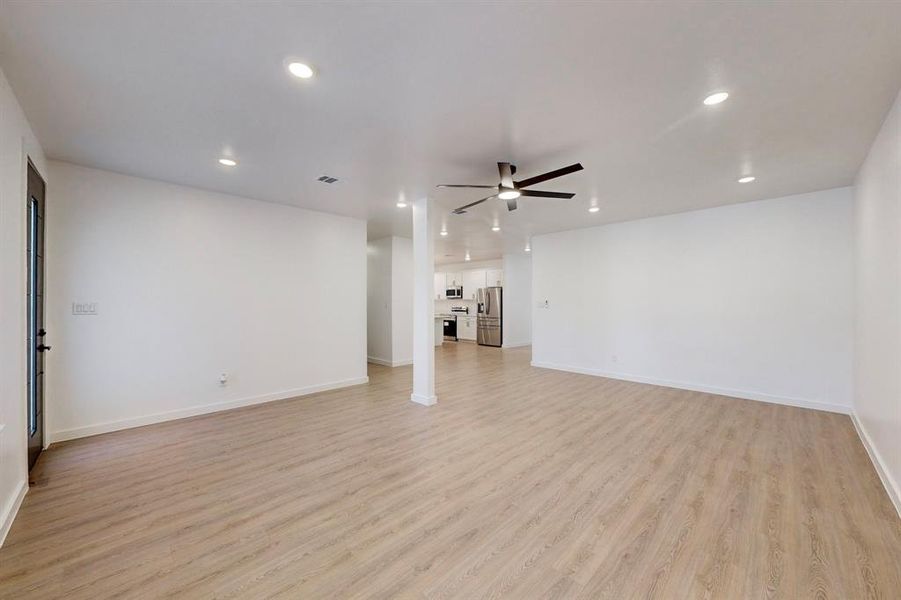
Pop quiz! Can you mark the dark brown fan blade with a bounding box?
[452,195,497,214]
[437,184,498,189]
[515,163,583,189]
[497,162,514,188]
[518,190,576,199]
[505,197,518,211]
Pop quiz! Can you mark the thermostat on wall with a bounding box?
[72,302,98,315]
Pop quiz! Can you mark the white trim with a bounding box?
[851,412,901,519]
[530,361,851,415]
[48,376,369,444]
[503,341,532,349]
[410,393,437,406]
[0,479,27,548]
[367,356,413,367]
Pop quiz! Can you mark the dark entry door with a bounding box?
[27,161,48,471]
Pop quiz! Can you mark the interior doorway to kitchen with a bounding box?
[435,262,505,349]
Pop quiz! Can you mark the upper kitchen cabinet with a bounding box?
[462,269,486,300]
[434,267,503,301]
[445,272,463,287]
[434,273,446,300]
[486,268,504,287]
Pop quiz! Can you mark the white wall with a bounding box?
[0,66,47,545]
[366,236,412,366]
[367,237,393,364]
[390,237,413,363]
[46,161,367,442]
[438,258,502,272]
[532,188,854,413]
[853,88,901,514]
[502,253,532,348]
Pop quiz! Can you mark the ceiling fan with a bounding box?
[438,161,584,214]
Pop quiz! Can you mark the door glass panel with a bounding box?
[28,198,37,435]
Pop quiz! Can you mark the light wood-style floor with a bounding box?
[1,343,899,599]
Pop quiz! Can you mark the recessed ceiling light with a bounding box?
[464,253,471,261]
[396,201,407,208]
[525,245,531,252]
[288,62,314,79]
[589,206,600,213]
[440,230,448,236]
[218,158,237,167]
[498,189,521,201]
[703,91,729,106]
[491,225,500,232]
[738,176,756,183]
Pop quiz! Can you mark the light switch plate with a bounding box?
[72,302,98,315]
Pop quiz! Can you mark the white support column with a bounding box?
[411,195,437,406]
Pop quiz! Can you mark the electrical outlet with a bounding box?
[219,372,229,386]
[611,354,618,364]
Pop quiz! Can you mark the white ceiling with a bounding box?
[2,2,900,264]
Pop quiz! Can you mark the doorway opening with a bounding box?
[26,160,48,471]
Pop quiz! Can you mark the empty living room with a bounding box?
[1,2,900,598]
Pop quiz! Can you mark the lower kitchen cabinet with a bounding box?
[458,316,477,341]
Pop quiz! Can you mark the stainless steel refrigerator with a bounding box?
[477,286,502,347]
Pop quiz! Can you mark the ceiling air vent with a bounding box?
[317,175,338,184]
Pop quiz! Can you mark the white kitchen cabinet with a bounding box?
[458,316,477,341]
[434,268,502,302]
[462,269,486,300]
[445,271,463,287]
[486,268,504,287]
[434,272,445,300]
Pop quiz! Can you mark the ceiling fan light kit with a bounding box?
[439,161,584,214]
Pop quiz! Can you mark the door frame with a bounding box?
[25,157,47,470]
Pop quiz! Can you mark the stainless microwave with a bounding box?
[446,286,463,299]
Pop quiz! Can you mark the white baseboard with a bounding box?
[48,376,370,444]
[529,361,851,415]
[410,393,437,406]
[368,356,413,367]
[0,479,27,548]
[851,412,901,519]
[503,341,532,349]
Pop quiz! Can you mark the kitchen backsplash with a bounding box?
[435,299,476,314]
